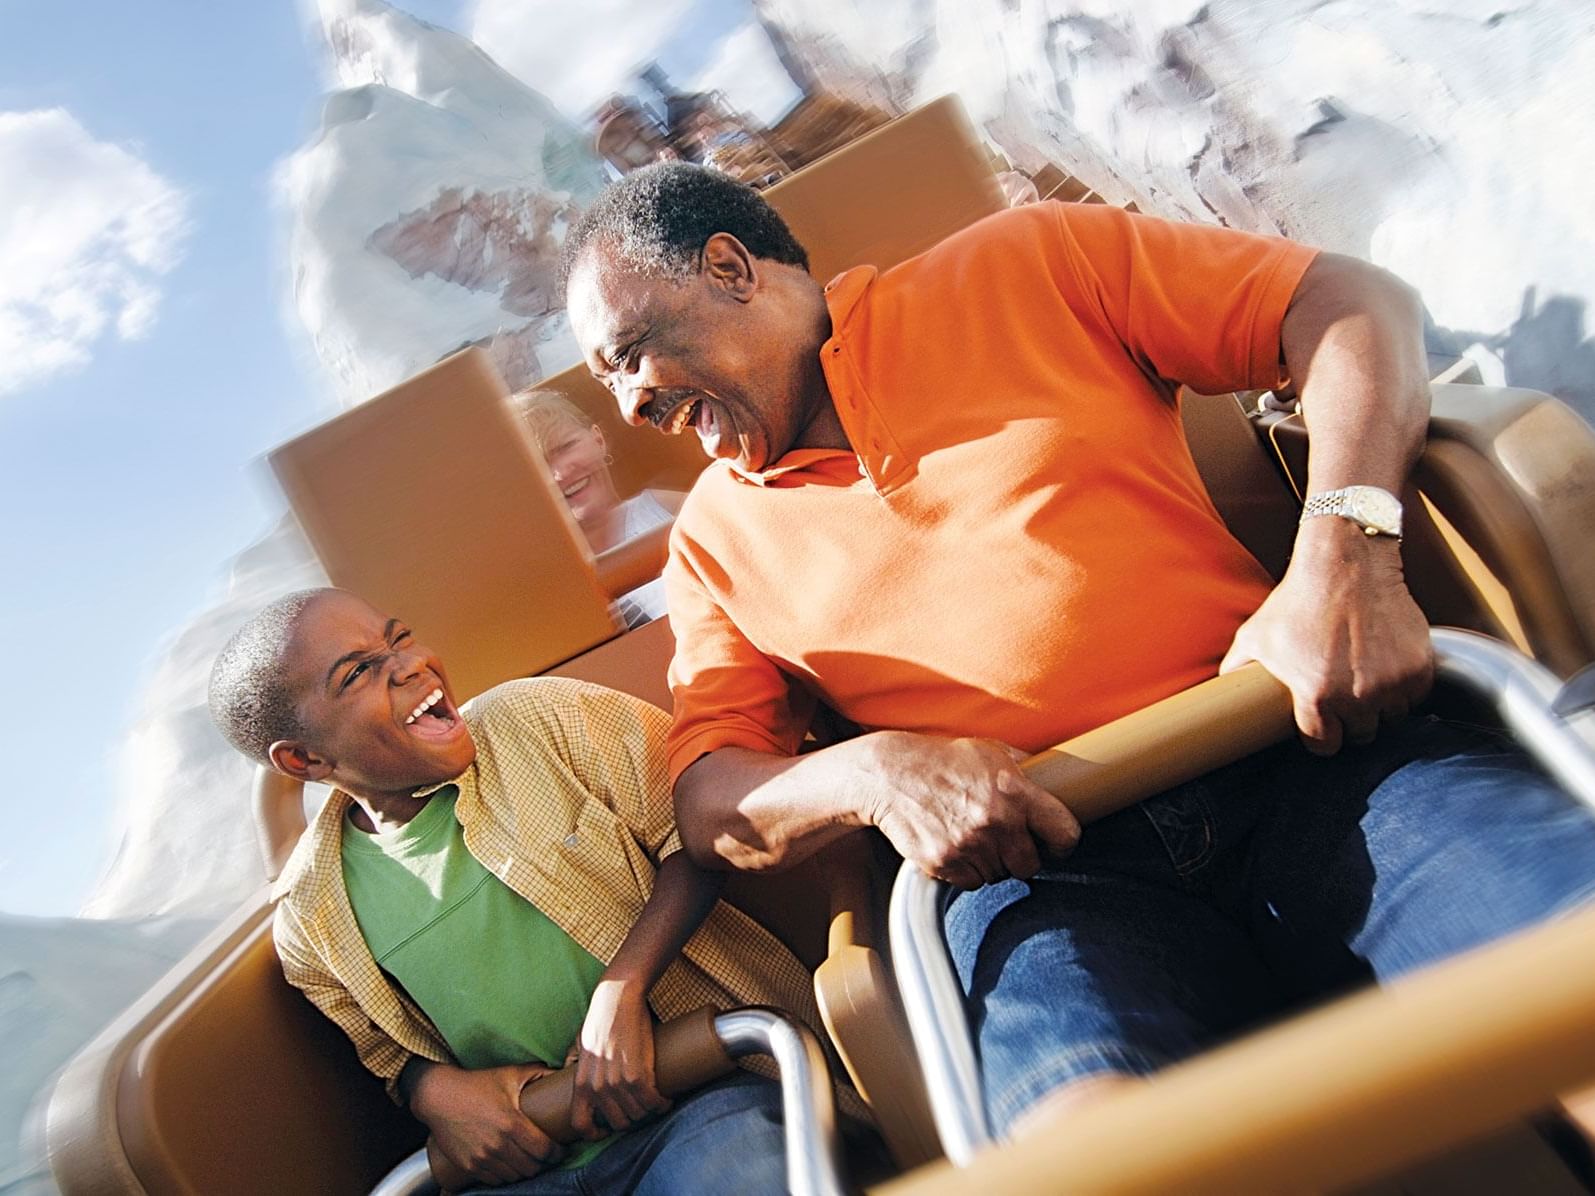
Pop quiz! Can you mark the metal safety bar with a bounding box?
[890,627,1595,1165]
[369,1008,846,1196]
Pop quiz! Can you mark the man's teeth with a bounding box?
[404,687,445,725]
[666,399,697,435]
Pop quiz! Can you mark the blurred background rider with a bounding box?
[515,390,684,628]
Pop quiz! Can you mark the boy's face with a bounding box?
[272,591,476,797]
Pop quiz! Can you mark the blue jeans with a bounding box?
[945,716,1595,1135]
[467,1072,785,1195]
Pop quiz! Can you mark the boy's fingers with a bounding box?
[569,1092,596,1139]
[639,1079,669,1112]
[507,1115,557,1165]
[598,1090,632,1133]
[493,1135,542,1178]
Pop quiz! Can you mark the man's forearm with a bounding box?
[1222,251,1435,755]
[1282,251,1429,498]
[674,738,894,872]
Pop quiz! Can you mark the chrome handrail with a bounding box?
[890,628,1595,1165]
[368,1149,436,1196]
[368,1008,846,1196]
[715,1008,847,1196]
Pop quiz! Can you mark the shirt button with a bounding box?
[564,833,580,848]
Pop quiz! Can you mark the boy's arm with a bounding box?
[569,850,726,1139]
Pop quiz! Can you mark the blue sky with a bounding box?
[0,2,468,917]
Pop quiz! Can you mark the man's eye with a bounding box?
[342,661,370,689]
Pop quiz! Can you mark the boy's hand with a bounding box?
[570,979,670,1140]
[410,1060,563,1186]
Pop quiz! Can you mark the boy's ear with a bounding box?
[268,740,334,783]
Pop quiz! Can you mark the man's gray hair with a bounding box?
[559,162,810,290]
[208,588,335,765]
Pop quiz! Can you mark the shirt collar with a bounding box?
[823,264,877,333]
[726,265,907,491]
[727,447,854,486]
[269,770,474,902]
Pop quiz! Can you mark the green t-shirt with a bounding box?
[341,786,613,1168]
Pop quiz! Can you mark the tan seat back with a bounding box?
[269,348,619,702]
[46,897,422,1196]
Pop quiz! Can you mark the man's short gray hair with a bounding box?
[560,162,810,290]
[208,588,335,765]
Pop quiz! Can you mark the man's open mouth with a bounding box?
[402,686,462,740]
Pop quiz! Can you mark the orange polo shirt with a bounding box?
[663,201,1317,783]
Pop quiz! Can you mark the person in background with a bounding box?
[514,390,683,627]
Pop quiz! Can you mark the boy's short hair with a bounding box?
[208,588,335,764]
[513,389,597,457]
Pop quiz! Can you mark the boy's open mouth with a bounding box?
[402,686,462,741]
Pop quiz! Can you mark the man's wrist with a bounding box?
[856,730,913,828]
[1294,510,1403,556]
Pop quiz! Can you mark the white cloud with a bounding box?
[469,0,698,117]
[0,109,190,397]
[690,20,801,127]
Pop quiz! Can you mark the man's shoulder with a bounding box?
[664,462,739,537]
[903,200,1078,266]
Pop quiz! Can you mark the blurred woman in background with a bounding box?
[515,390,683,627]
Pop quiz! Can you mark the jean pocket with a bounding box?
[1138,790,1217,876]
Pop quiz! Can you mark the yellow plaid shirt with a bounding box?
[270,676,820,1101]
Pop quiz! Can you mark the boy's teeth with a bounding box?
[404,687,445,725]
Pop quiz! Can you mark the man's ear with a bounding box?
[700,232,757,301]
[268,740,334,783]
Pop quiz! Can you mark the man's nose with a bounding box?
[614,379,652,428]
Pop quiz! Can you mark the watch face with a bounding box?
[1349,487,1402,532]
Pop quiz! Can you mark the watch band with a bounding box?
[1300,485,1403,539]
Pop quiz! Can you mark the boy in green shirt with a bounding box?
[210,588,819,1192]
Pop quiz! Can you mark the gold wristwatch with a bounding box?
[1300,485,1403,539]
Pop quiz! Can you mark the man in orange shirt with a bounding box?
[561,163,1595,1137]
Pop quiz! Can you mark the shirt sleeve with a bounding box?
[272,902,418,1103]
[1048,202,1319,396]
[663,534,816,787]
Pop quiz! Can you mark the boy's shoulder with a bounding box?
[461,676,665,749]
